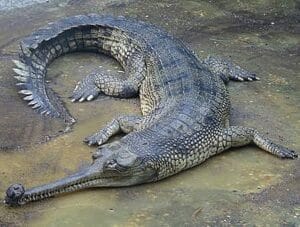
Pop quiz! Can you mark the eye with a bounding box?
[104,160,117,169]
[116,152,138,167]
[103,159,129,173]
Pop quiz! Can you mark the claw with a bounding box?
[277,147,298,159]
[79,97,85,102]
[87,95,94,101]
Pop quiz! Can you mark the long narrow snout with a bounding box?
[4,159,108,206]
[4,152,155,206]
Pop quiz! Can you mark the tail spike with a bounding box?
[12,60,27,70]
[23,95,33,101]
[32,103,40,109]
[14,76,27,82]
[13,68,28,77]
[18,90,32,95]
[28,100,38,106]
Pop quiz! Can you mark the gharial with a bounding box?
[4,14,297,206]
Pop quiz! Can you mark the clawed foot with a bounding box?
[228,65,259,82]
[204,56,260,82]
[92,150,101,160]
[276,145,298,159]
[70,74,100,102]
[84,132,108,146]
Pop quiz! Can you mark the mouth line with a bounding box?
[18,173,124,204]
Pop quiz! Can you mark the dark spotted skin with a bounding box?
[6,14,297,206]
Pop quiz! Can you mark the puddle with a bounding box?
[0,0,299,226]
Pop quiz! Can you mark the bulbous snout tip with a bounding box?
[4,183,25,206]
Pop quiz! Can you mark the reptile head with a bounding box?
[88,141,156,186]
[4,141,156,206]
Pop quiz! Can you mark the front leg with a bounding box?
[84,115,142,146]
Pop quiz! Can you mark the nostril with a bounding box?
[6,184,25,198]
[5,184,25,206]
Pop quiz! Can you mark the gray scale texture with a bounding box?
[7,14,297,205]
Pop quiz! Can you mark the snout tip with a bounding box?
[4,183,25,206]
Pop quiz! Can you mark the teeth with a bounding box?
[12,59,27,70]
[13,68,28,77]
[19,90,32,95]
[25,178,100,201]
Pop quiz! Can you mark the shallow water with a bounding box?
[0,0,299,226]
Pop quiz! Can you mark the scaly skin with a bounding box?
[5,14,297,206]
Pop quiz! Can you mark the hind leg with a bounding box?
[71,52,146,102]
[203,56,259,83]
[221,126,297,159]
[70,70,139,102]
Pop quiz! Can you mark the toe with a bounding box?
[279,148,298,159]
[87,95,94,101]
[84,136,97,146]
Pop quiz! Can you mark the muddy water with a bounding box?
[0,0,299,226]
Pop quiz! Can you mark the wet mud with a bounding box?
[0,0,299,226]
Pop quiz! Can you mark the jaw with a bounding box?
[4,159,155,206]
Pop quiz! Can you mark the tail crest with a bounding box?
[13,58,76,124]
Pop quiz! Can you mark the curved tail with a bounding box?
[13,58,76,124]
[13,14,124,125]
